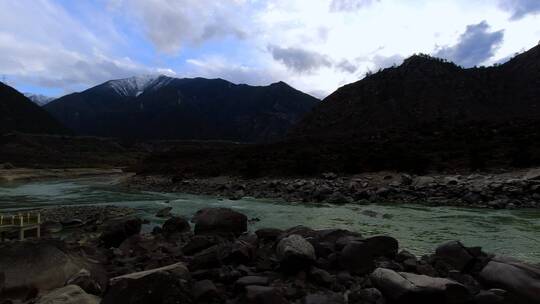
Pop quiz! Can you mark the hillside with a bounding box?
[45,76,319,142]
[292,45,540,139]
[0,82,67,135]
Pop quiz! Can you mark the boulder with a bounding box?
[236,276,270,287]
[193,208,247,236]
[35,285,100,304]
[412,176,436,188]
[276,235,316,270]
[102,271,191,304]
[0,240,106,300]
[109,262,189,285]
[370,268,470,303]
[192,280,218,301]
[99,217,142,248]
[479,256,540,303]
[245,286,287,304]
[182,235,219,256]
[302,293,345,304]
[435,241,474,271]
[365,235,399,258]
[66,269,103,295]
[339,241,376,275]
[523,168,540,180]
[155,207,173,218]
[162,216,191,237]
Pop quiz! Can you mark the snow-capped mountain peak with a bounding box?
[24,93,56,106]
[107,75,173,97]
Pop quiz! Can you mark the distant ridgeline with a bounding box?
[139,44,540,176]
[0,82,68,135]
[44,77,319,143]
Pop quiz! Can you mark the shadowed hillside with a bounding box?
[0,82,67,135]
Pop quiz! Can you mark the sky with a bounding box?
[0,0,539,98]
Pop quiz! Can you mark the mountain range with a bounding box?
[0,82,67,135]
[44,76,319,142]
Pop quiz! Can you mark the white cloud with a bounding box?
[110,0,250,54]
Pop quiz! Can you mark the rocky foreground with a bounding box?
[128,168,540,209]
[0,206,539,304]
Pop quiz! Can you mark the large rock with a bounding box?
[338,236,398,275]
[103,263,191,304]
[370,268,471,303]
[479,256,540,304]
[435,241,474,271]
[35,285,100,304]
[0,240,106,300]
[99,217,142,248]
[193,208,247,236]
[276,234,316,270]
[162,216,191,237]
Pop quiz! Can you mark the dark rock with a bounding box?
[236,276,269,287]
[0,240,106,300]
[189,245,231,271]
[245,286,287,304]
[102,271,191,304]
[479,256,540,304]
[435,241,474,272]
[155,207,173,218]
[370,268,471,304]
[66,269,103,295]
[162,216,191,237]
[276,235,316,270]
[182,235,219,256]
[193,208,247,236]
[34,285,100,304]
[61,219,84,228]
[349,288,385,304]
[99,218,142,248]
[255,228,284,242]
[302,293,345,304]
[473,289,507,304]
[192,280,218,301]
[309,267,334,286]
[338,242,375,275]
[365,236,399,258]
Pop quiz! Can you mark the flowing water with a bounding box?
[1,176,539,263]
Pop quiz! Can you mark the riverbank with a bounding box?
[0,167,129,183]
[1,206,538,303]
[127,167,540,209]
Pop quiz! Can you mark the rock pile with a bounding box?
[0,207,538,303]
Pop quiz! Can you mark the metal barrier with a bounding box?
[0,212,41,241]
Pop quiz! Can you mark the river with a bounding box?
[1,175,539,263]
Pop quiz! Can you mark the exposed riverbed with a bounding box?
[0,175,539,263]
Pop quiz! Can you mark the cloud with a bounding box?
[335,59,359,73]
[110,0,249,54]
[185,56,285,86]
[267,45,333,74]
[329,0,380,12]
[498,0,540,20]
[0,1,168,93]
[433,21,504,67]
[372,54,404,70]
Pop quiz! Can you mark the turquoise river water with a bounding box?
[0,176,539,263]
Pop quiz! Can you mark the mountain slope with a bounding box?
[0,82,67,135]
[24,93,56,106]
[45,76,319,142]
[292,45,540,139]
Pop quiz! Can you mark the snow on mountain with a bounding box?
[24,93,56,106]
[107,75,173,97]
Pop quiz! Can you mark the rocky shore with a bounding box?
[127,168,540,209]
[0,206,538,303]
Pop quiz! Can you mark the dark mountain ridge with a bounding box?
[0,82,67,135]
[45,76,319,142]
[292,44,540,139]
